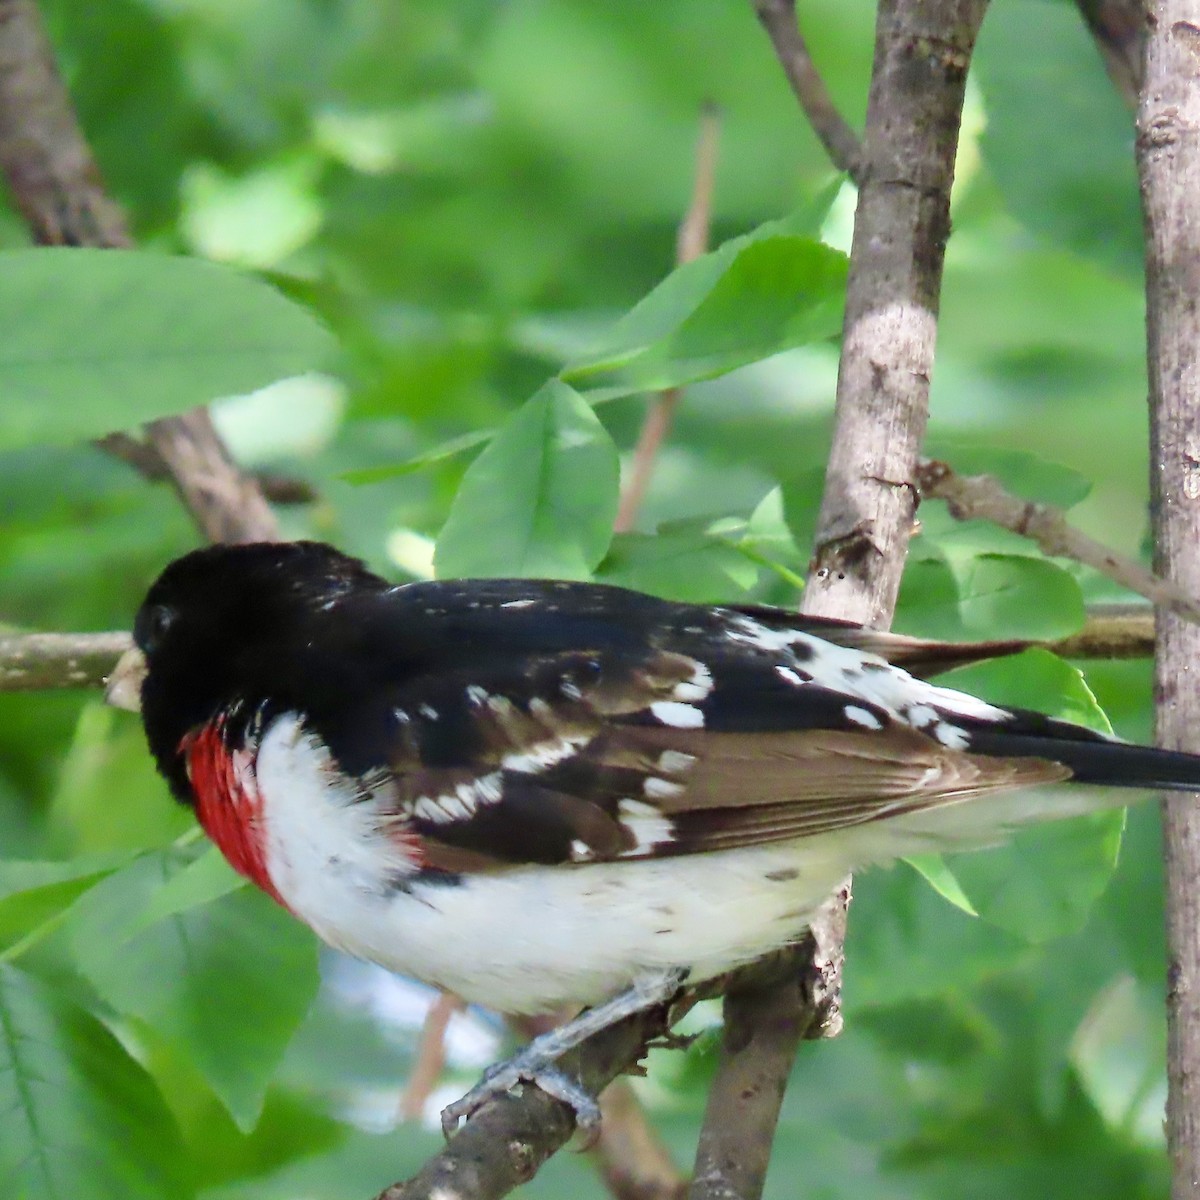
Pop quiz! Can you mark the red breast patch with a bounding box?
[183,722,288,909]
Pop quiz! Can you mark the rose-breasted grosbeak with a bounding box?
[105,540,1200,1133]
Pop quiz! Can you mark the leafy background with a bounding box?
[0,0,1167,1196]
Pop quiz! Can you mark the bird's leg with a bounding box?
[440,967,688,1138]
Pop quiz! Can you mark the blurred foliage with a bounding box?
[0,0,1169,1196]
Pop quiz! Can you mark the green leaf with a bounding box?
[975,0,1142,276]
[0,855,134,956]
[896,553,1084,641]
[598,530,758,602]
[564,232,846,394]
[933,647,1113,735]
[434,379,619,579]
[0,963,192,1200]
[846,860,1034,1009]
[0,248,337,450]
[338,429,490,484]
[949,811,1126,944]
[904,855,978,917]
[131,846,244,931]
[68,852,319,1131]
[926,649,1123,941]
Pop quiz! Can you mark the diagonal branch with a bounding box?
[0,0,277,545]
[374,997,687,1200]
[751,0,864,182]
[916,457,1200,625]
[614,104,722,534]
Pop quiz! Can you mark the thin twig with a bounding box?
[751,0,865,181]
[1138,10,1200,1195]
[1048,605,1154,660]
[399,994,465,1123]
[916,457,1200,626]
[0,0,278,546]
[614,105,721,534]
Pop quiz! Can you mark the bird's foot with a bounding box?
[439,968,688,1139]
[440,1048,600,1138]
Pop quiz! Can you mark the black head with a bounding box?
[131,541,389,795]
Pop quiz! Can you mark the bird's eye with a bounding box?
[136,603,177,653]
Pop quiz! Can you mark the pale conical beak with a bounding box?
[105,647,147,713]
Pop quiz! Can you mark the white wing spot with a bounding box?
[410,771,504,825]
[673,661,714,703]
[465,685,490,707]
[776,666,805,686]
[932,723,970,750]
[618,799,675,852]
[724,613,1011,724]
[502,735,588,775]
[393,707,411,725]
[500,598,537,609]
[657,749,697,773]
[643,777,685,799]
[650,701,705,729]
[419,704,439,720]
[844,705,883,730]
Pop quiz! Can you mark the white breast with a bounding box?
[252,714,858,1013]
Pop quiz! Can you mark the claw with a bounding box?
[440,1050,600,1138]
[439,970,687,1140]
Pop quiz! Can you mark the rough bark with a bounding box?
[374,1001,685,1200]
[0,632,131,690]
[1139,9,1200,1196]
[689,5,988,1200]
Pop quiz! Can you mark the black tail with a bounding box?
[964,711,1200,793]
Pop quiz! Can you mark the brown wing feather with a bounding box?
[371,646,1070,869]
[574,723,1071,856]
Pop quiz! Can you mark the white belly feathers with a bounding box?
[252,713,850,1013]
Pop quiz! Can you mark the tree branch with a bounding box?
[916,457,1200,625]
[614,104,721,534]
[1048,605,1154,660]
[0,605,1163,697]
[0,632,131,690]
[590,1079,688,1200]
[1138,11,1200,1197]
[689,894,846,1200]
[97,431,318,507]
[690,6,989,1200]
[0,0,278,545]
[374,998,688,1200]
[750,0,865,182]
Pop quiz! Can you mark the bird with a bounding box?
[105,539,1200,1135]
